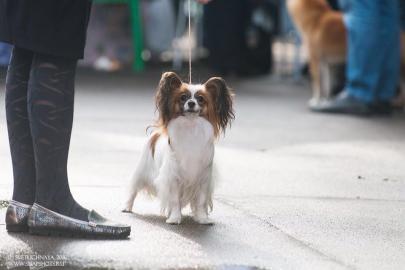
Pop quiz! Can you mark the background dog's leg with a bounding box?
[320,60,331,100]
[308,50,322,106]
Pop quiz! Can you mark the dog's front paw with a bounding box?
[166,215,182,225]
[193,216,214,225]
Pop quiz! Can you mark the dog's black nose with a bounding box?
[188,101,196,108]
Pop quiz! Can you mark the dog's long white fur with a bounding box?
[124,114,215,224]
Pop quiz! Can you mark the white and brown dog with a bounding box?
[123,72,234,224]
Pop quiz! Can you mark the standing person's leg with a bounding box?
[21,52,130,238]
[5,47,36,205]
[28,53,88,221]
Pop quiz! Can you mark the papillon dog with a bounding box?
[123,72,234,224]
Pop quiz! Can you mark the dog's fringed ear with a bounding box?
[155,72,182,126]
[205,77,235,133]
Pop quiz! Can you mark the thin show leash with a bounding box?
[188,0,192,84]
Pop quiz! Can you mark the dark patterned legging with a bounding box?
[6,47,88,220]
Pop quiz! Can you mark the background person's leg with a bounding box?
[5,47,36,205]
[342,0,381,103]
[203,0,250,74]
[28,53,89,221]
[400,0,405,31]
[375,0,400,102]
[376,16,400,102]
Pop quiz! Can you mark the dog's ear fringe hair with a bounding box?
[155,72,183,127]
[146,124,156,135]
[205,77,235,136]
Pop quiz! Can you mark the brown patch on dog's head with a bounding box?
[154,72,235,137]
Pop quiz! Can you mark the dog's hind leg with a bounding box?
[122,173,144,213]
[122,145,152,213]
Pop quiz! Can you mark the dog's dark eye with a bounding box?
[180,94,188,102]
[196,96,204,104]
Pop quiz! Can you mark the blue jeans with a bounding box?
[0,42,11,66]
[339,0,401,102]
[401,0,405,30]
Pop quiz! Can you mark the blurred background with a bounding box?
[1,1,405,269]
[0,0,305,78]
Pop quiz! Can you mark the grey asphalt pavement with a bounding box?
[0,70,404,270]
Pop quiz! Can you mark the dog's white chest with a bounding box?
[167,116,214,181]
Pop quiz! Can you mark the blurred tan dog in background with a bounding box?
[287,0,405,107]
